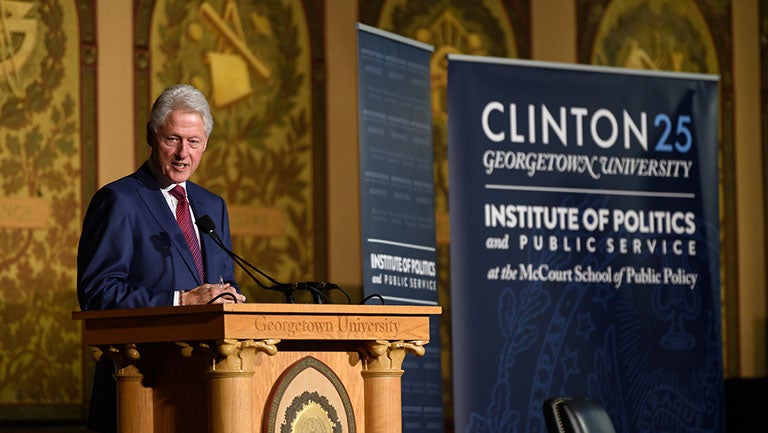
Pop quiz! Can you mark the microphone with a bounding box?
[196,215,350,304]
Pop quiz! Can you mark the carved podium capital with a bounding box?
[175,338,281,371]
[360,339,427,375]
[91,343,143,377]
[212,338,280,372]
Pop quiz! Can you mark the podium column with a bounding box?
[206,338,279,433]
[101,344,153,433]
[360,340,426,433]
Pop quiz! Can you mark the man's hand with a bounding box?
[180,283,246,305]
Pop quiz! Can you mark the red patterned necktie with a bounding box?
[170,185,205,282]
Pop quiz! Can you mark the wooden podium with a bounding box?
[72,303,441,433]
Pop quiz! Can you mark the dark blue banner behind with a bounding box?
[447,55,723,433]
[357,24,443,433]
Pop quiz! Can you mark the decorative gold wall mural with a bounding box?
[586,0,720,72]
[359,0,530,426]
[576,0,736,374]
[136,0,325,303]
[0,0,95,422]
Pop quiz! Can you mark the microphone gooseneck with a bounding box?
[196,215,351,304]
[195,215,283,288]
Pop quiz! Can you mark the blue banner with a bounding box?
[447,55,723,433]
[357,24,443,433]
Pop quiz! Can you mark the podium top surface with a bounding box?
[73,303,442,345]
[72,302,441,320]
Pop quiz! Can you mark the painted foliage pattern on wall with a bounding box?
[145,0,319,302]
[0,0,82,405]
[587,0,721,72]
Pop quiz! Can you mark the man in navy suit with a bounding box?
[77,84,246,432]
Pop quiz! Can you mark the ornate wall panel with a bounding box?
[135,0,326,303]
[0,0,96,422]
[358,0,531,428]
[576,0,736,374]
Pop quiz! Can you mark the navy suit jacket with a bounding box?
[77,162,238,310]
[77,162,239,432]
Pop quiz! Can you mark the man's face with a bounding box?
[150,110,208,185]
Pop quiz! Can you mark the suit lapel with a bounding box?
[135,163,203,284]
